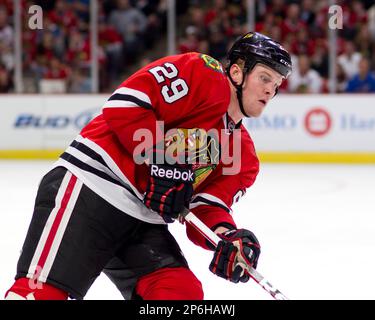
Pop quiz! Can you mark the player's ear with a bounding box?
[229,64,243,86]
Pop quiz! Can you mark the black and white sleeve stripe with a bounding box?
[60,135,143,200]
[103,87,152,110]
[190,193,232,214]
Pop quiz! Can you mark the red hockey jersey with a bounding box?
[52,52,259,249]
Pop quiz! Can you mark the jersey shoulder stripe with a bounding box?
[103,87,152,109]
[107,93,152,109]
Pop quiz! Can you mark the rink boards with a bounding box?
[0,94,374,163]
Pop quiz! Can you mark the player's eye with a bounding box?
[259,74,271,84]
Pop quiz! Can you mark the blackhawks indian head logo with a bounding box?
[164,128,220,188]
[200,54,224,74]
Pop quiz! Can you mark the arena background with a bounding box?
[0,0,374,162]
[0,0,375,300]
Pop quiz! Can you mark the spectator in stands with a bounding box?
[354,23,372,58]
[323,62,348,93]
[345,57,375,93]
[67,0,90,23]
[281,3,306,40]
[0,39,13,73]
[64,29,91,69]
[22,13,38,73]
[369,4,375,41]
[256,13,278,38]
[109,0,148,64]
[207,25,228,61]
[368,4,375,71]
[348,1,368,29]
[37,31,61,61]
[288,54,322,93]
[300,0,316,27]
[139,1,167,50]
[208,5,233,39]
[8,0,375,94]
[313,2,332,39]
[0,6,12,46]
[98,17,123,83]
[0,62,12,93]
[68,68,91,93]
[310,38,329,78]
[0,5,13,92]
[264,20,279,40]
[338,40,362,79]
[43,56,70,81]
[204,0,226,25]
[30,54,48,91]
[336,63,349,93]
[178,26,200,54]
[267,0,286,24]
[38,57,70,93]
[186,5,207,39]
[48,0,79,31]
[291,27,315,56]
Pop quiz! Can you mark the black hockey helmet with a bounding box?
[226,32,292,118]
[227,32,292,78]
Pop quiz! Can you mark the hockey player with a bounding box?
[5,32,292,300]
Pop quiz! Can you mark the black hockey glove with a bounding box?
[209,228,261,283]
[144,162,195,223]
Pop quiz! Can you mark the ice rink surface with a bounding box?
[0,160,374,300]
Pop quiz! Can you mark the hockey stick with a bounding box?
[180,208,289,300]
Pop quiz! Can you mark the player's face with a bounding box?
[241,64,284,117]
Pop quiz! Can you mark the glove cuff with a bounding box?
[205,223,237,250]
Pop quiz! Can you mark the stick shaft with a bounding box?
[182,209,289,300]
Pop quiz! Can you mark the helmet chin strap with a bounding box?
[226,66,251,118]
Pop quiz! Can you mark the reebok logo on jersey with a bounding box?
[150,164,194,182]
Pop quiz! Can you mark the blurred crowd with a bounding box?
[0,0,375,94]
[178,0,375,93]
[0,0,168,93]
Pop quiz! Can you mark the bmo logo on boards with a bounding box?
[304,108,332,137]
